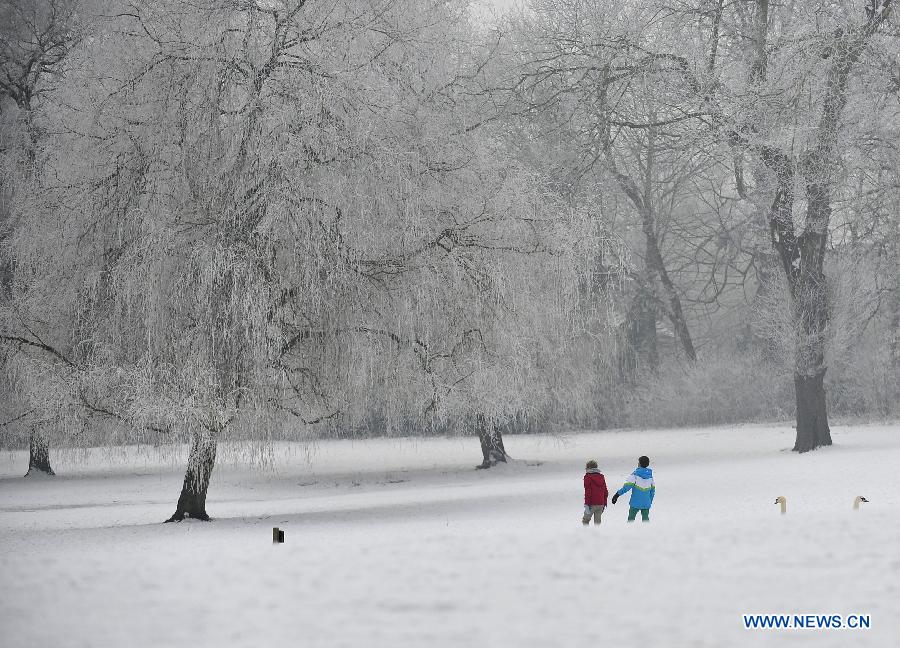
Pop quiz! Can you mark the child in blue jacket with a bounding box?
[611,455,655,522]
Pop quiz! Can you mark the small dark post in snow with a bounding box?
[273,527,284,543]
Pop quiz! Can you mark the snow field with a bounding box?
[1,422,899,647]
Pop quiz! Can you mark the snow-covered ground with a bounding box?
[2,422,899,647]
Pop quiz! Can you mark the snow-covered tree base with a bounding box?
[475,450,508,470]
[25,432,55,477]
[24,466,56,477]
[164,507,211,523]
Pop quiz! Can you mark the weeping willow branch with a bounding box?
[0,408,35,428]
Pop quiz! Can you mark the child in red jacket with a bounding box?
[582,459,609,525]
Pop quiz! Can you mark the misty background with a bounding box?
[1,0,897,514]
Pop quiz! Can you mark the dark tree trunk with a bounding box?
[0,256,10,302]
[165,434,217,522]
[26,429,54,476]
[617,324,637,382]
[602,124,696,364]
[761,147,834,453]
[643,227,697,362]
[749,0,769,84]
[890,283,899,368]
[793,371,832,452]
[628,282,658,372]
[641,126,696,362]
[475,413,507,469]
[706,0,725,72]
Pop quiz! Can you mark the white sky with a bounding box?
[470,0,524,23]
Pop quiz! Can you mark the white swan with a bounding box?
[853,496,869,510]
[775,495,786,514]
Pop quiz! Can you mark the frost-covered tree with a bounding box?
[489,0,899,442]
[709,0,895,450]
[499,0,710,370]
[0,0,81,475]
[10,0,597,519]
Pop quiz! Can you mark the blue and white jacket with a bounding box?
[616,467,655,509]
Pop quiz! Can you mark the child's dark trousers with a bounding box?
[627,507,650,522]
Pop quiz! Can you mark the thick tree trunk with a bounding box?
[165,433,217,522]
[762,154,834,453]
[788,223,832,453]
[26,429,54,476]
[475,413,507,469]
[793,370,832,452]
[789,325,833,453]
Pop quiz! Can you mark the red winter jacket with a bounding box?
[584,470,609,506]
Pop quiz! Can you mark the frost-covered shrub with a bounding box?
[827,336,900,419]
[623,352,793,428]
